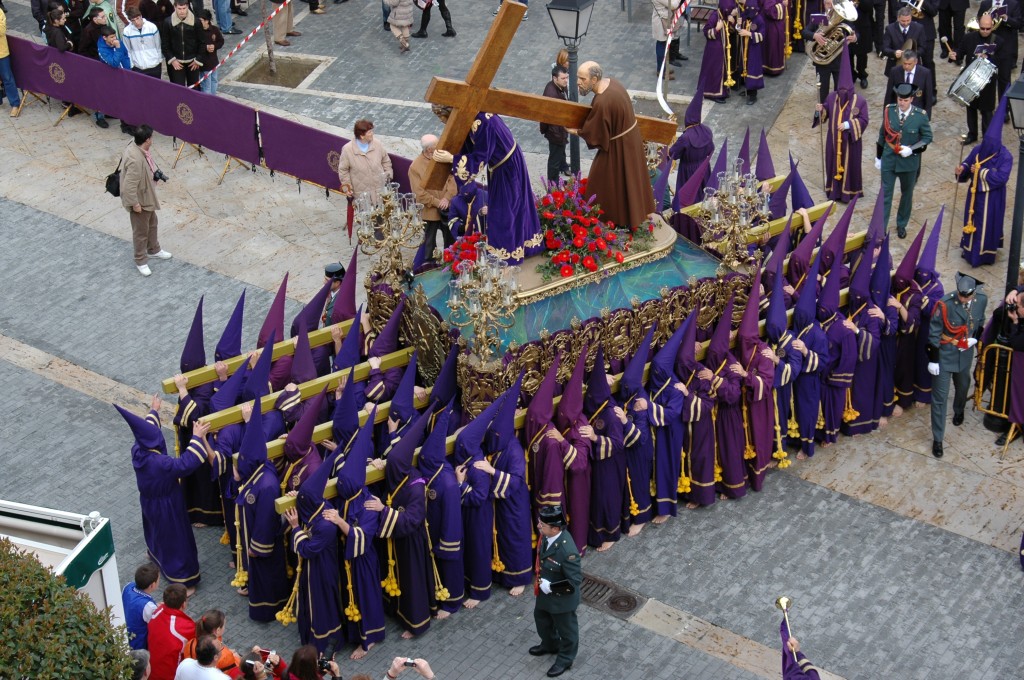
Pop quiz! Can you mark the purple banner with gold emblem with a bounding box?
[259,110,345,190]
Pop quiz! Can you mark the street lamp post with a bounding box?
[546,0,596,176]
[1003,79,1024,294]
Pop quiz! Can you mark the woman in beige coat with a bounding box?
[338,119,393,204]
[385,0,414,52]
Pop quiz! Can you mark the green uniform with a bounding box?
[534,530,583,667]
[876,103,932,236]
[927,289,988,443]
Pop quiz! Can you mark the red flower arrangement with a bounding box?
[441,232,485,275]
[535,176,656,281]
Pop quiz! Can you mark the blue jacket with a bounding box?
[121,582,156,649]
[98,39,132,69]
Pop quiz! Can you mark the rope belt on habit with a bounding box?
[610,121,638,141]
[489,142,517,172]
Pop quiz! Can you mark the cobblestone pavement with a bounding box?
[2,1,1024,677]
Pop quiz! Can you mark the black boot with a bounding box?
[412,6,429,37]
[439,4,455,36]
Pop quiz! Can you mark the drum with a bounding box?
[947,58,997,107]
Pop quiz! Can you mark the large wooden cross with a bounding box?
[422,1,678,189]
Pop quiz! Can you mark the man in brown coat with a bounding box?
[409,134,457,262]
[120,125,171,276]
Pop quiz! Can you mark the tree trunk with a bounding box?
[261,0,276,74]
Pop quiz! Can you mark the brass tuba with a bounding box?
[806,0,859,65]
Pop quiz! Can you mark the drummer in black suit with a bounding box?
[948,12,1006,144]
[975,0,1020,98]
[882,7,927,76]
[884,50,935,117]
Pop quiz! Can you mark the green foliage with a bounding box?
[0,538,132,679]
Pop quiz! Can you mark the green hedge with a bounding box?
[0,538,132,679]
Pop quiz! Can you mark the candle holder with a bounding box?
[446,246,520,369]
[693,172,770,275]
[355,181,424,291]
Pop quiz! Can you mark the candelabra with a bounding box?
[354,181,424,291]
[446,247,520,368]
[693,158,770,275]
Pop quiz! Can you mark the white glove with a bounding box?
[899,146,913,158]
[927,362,940,376]
[842,120,851,130]
[539,578,552,594]
[874,158,882,170]
[966,337,978,349]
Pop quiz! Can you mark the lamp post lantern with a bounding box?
[546,0,596,176]
[1003,78,1024,294]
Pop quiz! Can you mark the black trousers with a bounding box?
[534,607,579,667]
[134,65,162,79]
[966,104,994,139]
[547,140,568,182]
[167,63,201,87]
[816,66,839,103]
[422,219,454,260]
[938,8,965,54]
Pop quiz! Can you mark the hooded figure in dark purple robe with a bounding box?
[780,617,823,679]
[582,347,627,550]
[871,236,900,422]
[762,0,789,75]
[765,255,803,468]
[790,252,831,458]
[733,0,766,100]
[673,310,717,508]
[819,44,867,203]
[328,251,360,327]
[378,351,421,458]
[453,393,503,605]
[816,248,859,446]
[175,297,222,527]
[434,107,542,264]
[286,426,343,653]
[234,398,290,622]
[840,240,884,437]
[618,326,657,529]
[418,401,465,614]
[376,410,436,636]
[818,196,856,291]
[913,209,946,404]
[365,299,407,405]
[209,360,249,555]
[291,279,333,377]
[331,368,362,460]
[525,356,576,530]
[701,3,733,101]
[553,350,593,553]
[736,269,777,491]
[119,402,206,588]
[482,373,534,591]
[786,203,830,293]
[447,180,488,239]
[259,275,294,392]
[706,298,748,499]
[959,94,1013,267]
[668,84,715,200]
[280,388,329,495]
[892,225,926,410]
[331,409,386,656]
[649,319,688,518]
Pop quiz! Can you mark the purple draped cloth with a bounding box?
[791,325,830,457]
[958,145,1013,267]
[841,309,883,436]
[650,379,685,517]
[770,332,804,458]
[913,277,944,403]
[740,343,777,491]
[174,386,223,526]
[377,479,436,636]
[621,394,655,525]
[711,358,748,498]
[679,371,717,507]
[561,417,593,554]
[735,9,766,91]
[893,288,923,409]
[457,452,495,602]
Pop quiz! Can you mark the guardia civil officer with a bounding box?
[530,505,583,677]
[927,272,988,457]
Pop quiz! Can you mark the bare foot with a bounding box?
[879,417,889,429]
[892,405,904,417]
[236,587,248,596]
[228,560,235,569]
[627,523,645,536]
[914,401,926,409]
[718,493,729,500]
[596,541,614,552]
[652,515,669,525]
[463,598,480,609]
[186,586,197,597]
[350,643,373,660]
[509,585,525,597]
[685,502,699,510]
[435,610,451,620]
[401,630,415,639]
[796,452,808,460]
[768,461,779,469]
[820,441,831,449]
[192,522,208,528]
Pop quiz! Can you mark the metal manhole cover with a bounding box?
[608,594,638,613]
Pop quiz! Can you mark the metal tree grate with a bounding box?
[579,573,645,619]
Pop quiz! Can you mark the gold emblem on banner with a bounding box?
[176,103,194,125]
[327,150,341,172]
[48,63,66,84]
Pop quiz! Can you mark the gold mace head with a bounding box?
[775,596,793,612]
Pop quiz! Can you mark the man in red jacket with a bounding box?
[147,584,195,680]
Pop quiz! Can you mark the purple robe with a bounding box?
[175,385,223,526]
[212,424,242,553]
[762,0,788,74]
[290,510,343,652]
[133,416,204,587]
[422,461,465,612]
[679,372,717,507]
[702,10,732,101]
[735,10,766,91]
[710,358,748,499]
[457,454,495,602]
[840,308,883,436]
[739,343,776,491]
[912,277,944,403]
[561,416,592,554]
[269,355,292,392]
[453,112,542,264]
[821,91,868,203]
[650,378,685,516]
[790,324,830,457]
[488,439,534,588]
[893,286,923,409]
[770,332,803,457]
[529,423,573,526]
[958,145,1012,267]
[817,314,858,444]
[236,464,290,622]
[377,478,436,635]
[781,620,822,679]
[337,488,386,650]
[366,366,403,404]
[585,399,627,547]
[668,125,715,243]
[621,394,655,524]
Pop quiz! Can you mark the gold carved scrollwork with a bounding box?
[601,309,635,364]
[404,285,449,384]
[457,353,506,418]
[368,287,401,337]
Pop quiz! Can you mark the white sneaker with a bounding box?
[137,264,153,276]
[150,250,173,260]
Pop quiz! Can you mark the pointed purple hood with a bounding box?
[789,153,814,212]
[390,351,419,425]
[331,368,359,452]
[651,317,686,386]
[705,139,729,191]
[115,403,165,452]
[849,238,874,310]
[621,324,655,401]
[870,235,893,309]
[290,327,317,385]
[755,128,775,181]
[555,348,587,432]
[979,92,1009,158]
[291,280,332,338]
[738,269,762,361]
[237,396,267,482]
[737,127,751,176]
[284,386,326,462]
[765,259,789,342]
[258,274,288,349]
[526,355,560,444]
[764,214,793,290]
[793,251,821,330]
[817,257,843,320]
[706,296,735,368]
[865,186,887,250]
[335,409,371,500]
[674,155,711,211]
[768,172,794,220]
[786,203,832,288]
[419,400,453,478]
[180,296,206,373]
[916,205,944,278]
[333,305,365,372]
[331,250,359,324]
[369,299,406,358]
[487,371,524,452]
[210,362,249,412]
[242,329,276,401]
[820,196,857,273]
[673,308,701,379]
[430,345,459,408]
[893,223,926,290]
[454,392,504,466]
[215,290,245,362]
[385,409,431,492]
[584,346,612,415]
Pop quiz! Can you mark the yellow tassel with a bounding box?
[816,405,825,430]
[626,471,641,516]
[219,530,230,546]
[491,512,505,573]
[423,516,452,602]
[343,561,362,622]
[962,223,976,235]
[286,564,294,580]
[842,388,860,423]
[230,510,248,588]
[276,558,302,626]
[787,416,799,438]
[714,456,723,484]
[777,457,792,469]
[677,449,690,493]
[381,535,401,597]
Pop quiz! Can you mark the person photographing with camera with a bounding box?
[120,124,172,277]
[383,657,437,680]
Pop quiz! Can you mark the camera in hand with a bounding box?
[318,640,338,673]
[153,169,169,182]
[404,658,417,667]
